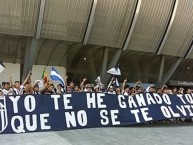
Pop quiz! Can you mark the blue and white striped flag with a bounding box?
[50,67,65,86]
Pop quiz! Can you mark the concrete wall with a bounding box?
[31,65,66,86]
[0,63,20,85]
[0,63,66,87]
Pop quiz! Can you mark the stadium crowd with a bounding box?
[1,71,192,123]
[0,71,191,96]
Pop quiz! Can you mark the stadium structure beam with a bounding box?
[184,41,193,59]
[158,55,165,84]
[122,0,142,50]
[35,0,46,39]
[159,57,182,87]
[83,0,98,45]
[103,49,122,84]
[22,38,41,81]
[156,0,179,55]
[100,47,109,80]
[22,0,46,81]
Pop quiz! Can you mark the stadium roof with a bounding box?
[0,0,193,84]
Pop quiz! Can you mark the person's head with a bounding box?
[156,88,161,94]
[67,85,71,92]
[57,84,63,90]
[94,86,99,92]
[0,90,3,96]
[149,86,156,93]
[162,86,168,94]
[178,87,184,94]
[136,87,143,93]
[2,82,6,88]
[186,88,192,94]
[14,81,21,89]
[172,87,177,94]
[129,87,135,94]
[3,82,10,90]
[24,82,31,92]
[70,82,74,89]
[85,84,92,92]
[102,84,105,91]
[124,85,130,93]
[108,85,114,93]
[116,86,121,95]
[33,85,39,92]
[74,86,80,93]
[48,84,54,92]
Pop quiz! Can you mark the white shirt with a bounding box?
[3,88,14,95]
[13,85,24,95]
[123,91,129,96]
[107,91,116,94]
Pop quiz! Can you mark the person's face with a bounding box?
[137,88,142,93]
[109,86,113,92]
[149,87,156,93]
[162,88,168,94]
[187,89,191,94]
[24,84,30,91]
[48,85,54,91]
[86,86,92,92]
[33,87,39,92]
[102,84,105,90]
[70,82,74,88]
[116,88,121,94]
[125,88,129,93]
[157,89,161,93]
[15,82,20,88]
[57,85,62,90]
[130,88,135,93]
[67,86,71,92]
[178,88,184,94]
[4,84,9,90]
[173,88,177,93]
[74,86,79,92]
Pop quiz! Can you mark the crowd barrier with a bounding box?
[0,92,193,134]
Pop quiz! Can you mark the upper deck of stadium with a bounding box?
[0,0,193,85]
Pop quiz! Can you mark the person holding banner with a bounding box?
[66,85,72,93]
[32,84,41,94]
[134,80,144,93]
[122,78,130,96]
[107,85,116,94]
[84,84,92,92]
[40,80,55,94]
[80,77,87,91]
[56,84,64,94]
[73,86,80,93]
[94,86,100,92]
[2,82,13,95]
[115,86,121,95]
[129,87,135,96]
[80,77,92,92]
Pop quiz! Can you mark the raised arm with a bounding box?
[9,75,14,88]
[65,75,68,86]
[122,78,127,93]
[80,77,87,90]
[22,71,32,86]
